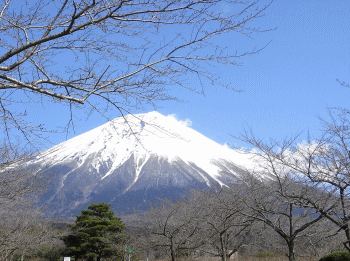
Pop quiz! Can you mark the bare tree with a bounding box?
[0,0,272,146]
[140,200,205,261]
[239,112,350,252]
[0,143,49,207]
[0,171,62,261]
[192,189,254,261]
[0,206,66,261]
[236,158,327,261]
[283,114,350,252]
[0,143,60,261]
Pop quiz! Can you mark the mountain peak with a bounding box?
[30,111,252,179]
[25,112,254,216]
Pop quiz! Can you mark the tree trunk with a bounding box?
[170,243,176,261]
[221,254,227,261]
[288,241,295,261]
[287,204,295,261]
[220,232,227,261]
[339,188,350,251]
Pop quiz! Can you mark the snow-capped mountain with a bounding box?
[25,111,253,216]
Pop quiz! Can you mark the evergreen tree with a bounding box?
[63,203,125,261]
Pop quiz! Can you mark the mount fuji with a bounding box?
[24,111,254,217]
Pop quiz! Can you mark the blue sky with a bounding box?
[9,0,350,150]
[157,0,350,148]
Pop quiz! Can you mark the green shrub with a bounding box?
[256,252,274,258]
[319,251,350,261]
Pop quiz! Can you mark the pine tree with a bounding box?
[63,203,125,261]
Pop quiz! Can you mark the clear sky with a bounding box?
[155,0,350,148]
[9,0,350,151]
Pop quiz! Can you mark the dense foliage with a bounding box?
[63,203,125,261]
[319,251,350,261]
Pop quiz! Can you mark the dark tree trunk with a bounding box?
[288,241,295,261]
[220,231,228,261]
[170,242,176,261]
[288,204,295,261]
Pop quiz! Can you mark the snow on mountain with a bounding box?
[30,111,252,182]
[24,111,255,216]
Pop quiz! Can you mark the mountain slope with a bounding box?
[25,112,253,216]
